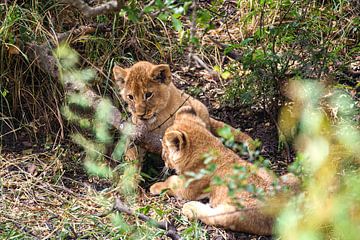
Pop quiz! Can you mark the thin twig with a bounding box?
[264,107,291,163]
[150,94,191,132]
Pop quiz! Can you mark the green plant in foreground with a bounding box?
[276,80,360,239]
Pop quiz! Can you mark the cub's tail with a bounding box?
[209,117,254,149]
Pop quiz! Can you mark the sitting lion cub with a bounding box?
[150,106,299,235]
[112,61,253,161]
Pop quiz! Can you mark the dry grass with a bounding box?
[0,147,267,239]
[0,148,113,238]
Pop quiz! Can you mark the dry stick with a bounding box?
[60,0,124,17]
[113,198,182,240]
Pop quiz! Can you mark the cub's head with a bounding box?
[113,61,172,123]
[162,106,207,171]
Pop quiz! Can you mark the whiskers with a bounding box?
[159,166,173,180]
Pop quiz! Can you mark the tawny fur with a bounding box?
[150,106,299,235]
[113,61,253,161]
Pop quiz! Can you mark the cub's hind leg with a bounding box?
[182,202,273,235]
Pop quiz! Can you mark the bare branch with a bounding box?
[60,0,124,17]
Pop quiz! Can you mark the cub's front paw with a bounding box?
[149,182,166,195]
[182,201,203,220]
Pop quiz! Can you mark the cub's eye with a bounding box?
[144,92,153,100]
[127,95,134,100]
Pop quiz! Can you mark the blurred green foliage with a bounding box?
[276,80,360,239]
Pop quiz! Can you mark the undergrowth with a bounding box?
[1,0,359,239]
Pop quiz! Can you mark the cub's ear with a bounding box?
[150,64,171,84]
[113,65,128,85]
[164,130,188,153]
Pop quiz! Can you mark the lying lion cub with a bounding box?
[150,106,299,235]
[113,61,253,161]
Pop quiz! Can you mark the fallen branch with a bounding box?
[60,0,124,17]
[132,123,162,154]
[113,198,182,240]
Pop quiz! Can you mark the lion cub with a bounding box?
[150,106,299,235]
[113,61,253,160]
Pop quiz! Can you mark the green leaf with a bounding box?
[157,13,169,21]
[221,71,231,80]
[143,6,155,13]
[154,208,164,217]
[217,125,233,140]
[112,135,127,161]
[138,205,151,215]
[54,44,79,69]
[172,16,183,32]
[1,89,9,97]
[196,10,211,25]
[213,65,221,73]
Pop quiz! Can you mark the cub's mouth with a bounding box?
[139,113,157,124]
